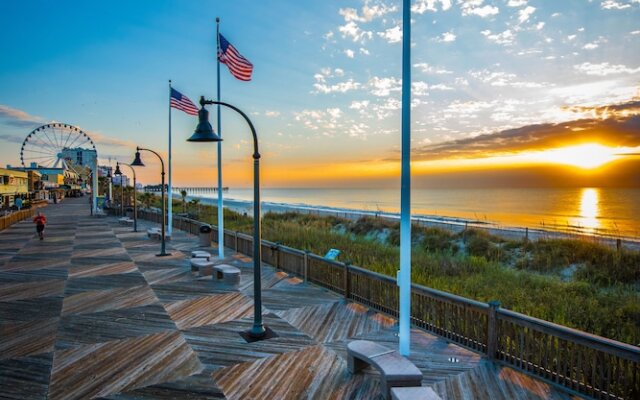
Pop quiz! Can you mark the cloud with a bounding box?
[293,107,345,134]
[344,49,355,58]
[312,68,361,94]
[339,2,396,23]
[313,79,360,94]
[359,47,370,55]
[481,29,515,45]
[378,25,402,43]
[264,111,281,117]
[507,0,528,6]
[435,31,457,42]
[0,133,25,144]
[574,62,640,76]
[338,21,373,43]
[413,81,430,96]
[86,130,136,149]
[414,63,453,74]
[0,105,46,128]
[582,36,608,50]
[600,0,634,10]
[518,6,536,23]
[350,100,370,111]
[469,69,545,88]
[368,76,402,96]
[459,0,499,17]
[412,0,453,14]
[413,100,640,160]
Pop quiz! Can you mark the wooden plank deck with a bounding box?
[0,198,585,399]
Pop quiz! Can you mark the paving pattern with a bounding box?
[0,198,583,399]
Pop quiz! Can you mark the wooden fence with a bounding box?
[0,208,36,231]
[139,210,639,400]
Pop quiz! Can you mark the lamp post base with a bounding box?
[156,252,172,257]
[240,325,277,343]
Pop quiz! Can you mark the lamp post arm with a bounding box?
[200,97,260,159]
[138,147,166,172]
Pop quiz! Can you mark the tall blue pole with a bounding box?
[216,17,225,259]
[399,0,412,356]
[168,80,173,235]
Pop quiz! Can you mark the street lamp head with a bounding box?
[131,150,145,167]
[187,106,222,142]
[114,163,122,176]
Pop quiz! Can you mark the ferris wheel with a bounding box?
[20,123,96,173]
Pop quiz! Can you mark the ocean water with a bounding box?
[185,187,640,239]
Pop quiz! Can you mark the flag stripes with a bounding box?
[170,88,199,115]
[218,33,253,81]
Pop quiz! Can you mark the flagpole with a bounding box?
[399,0,412,356]
[216,17,225,260]
[168,80,173,235]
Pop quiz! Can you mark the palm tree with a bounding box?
[180,190,188,213]
[139,192,153,209]
[189,198,200,218]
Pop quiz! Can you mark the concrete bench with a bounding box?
[347,340,423,400]
[190,258,214,276]
[191,251,211,260]
[391,387,441,400]
[118,217,133,226]
[147,228,170,241]
[213,264,241,287]
[147,228,160,239]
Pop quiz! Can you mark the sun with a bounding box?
[531,143,619,169]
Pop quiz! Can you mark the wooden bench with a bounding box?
[190,258,214,276]
[391,387,441,400]
[347,340,423,400]
[213,264,241,287]
[191,251,211,260]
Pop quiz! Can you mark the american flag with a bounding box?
[170,88,199,116]
[218,33,253,81]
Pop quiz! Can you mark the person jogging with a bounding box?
[33,211,46,240]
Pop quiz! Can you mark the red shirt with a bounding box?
[33,215,46,225]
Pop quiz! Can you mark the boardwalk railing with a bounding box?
[0,208,36,231]
[138,209,639,400]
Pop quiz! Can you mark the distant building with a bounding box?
[60,148,97,168]
[98,165,113,178]
[0,168,29,209]
[112,174,130,187]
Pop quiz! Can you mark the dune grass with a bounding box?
[157,197,639,344]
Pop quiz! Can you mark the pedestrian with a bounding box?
[33,211,46,240]
[15,196,23,211]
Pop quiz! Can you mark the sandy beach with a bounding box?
[175,193,640,251]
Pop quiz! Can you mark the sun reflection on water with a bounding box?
[577,188,600,232]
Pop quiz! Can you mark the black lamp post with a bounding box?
[114,163,124,216]
[187,96,266,339]
[131,147,170,257]
[115,162,138,232]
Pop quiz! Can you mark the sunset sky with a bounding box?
[0,0,639,188]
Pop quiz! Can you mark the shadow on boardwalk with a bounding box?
[0,197,583,399]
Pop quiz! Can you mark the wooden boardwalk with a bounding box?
[0,198,584,399]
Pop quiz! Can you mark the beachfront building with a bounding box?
[0,167,29,209]
[13,163,82,199]
[60,147,97,168]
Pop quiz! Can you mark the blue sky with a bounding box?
[1,0,639,187]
